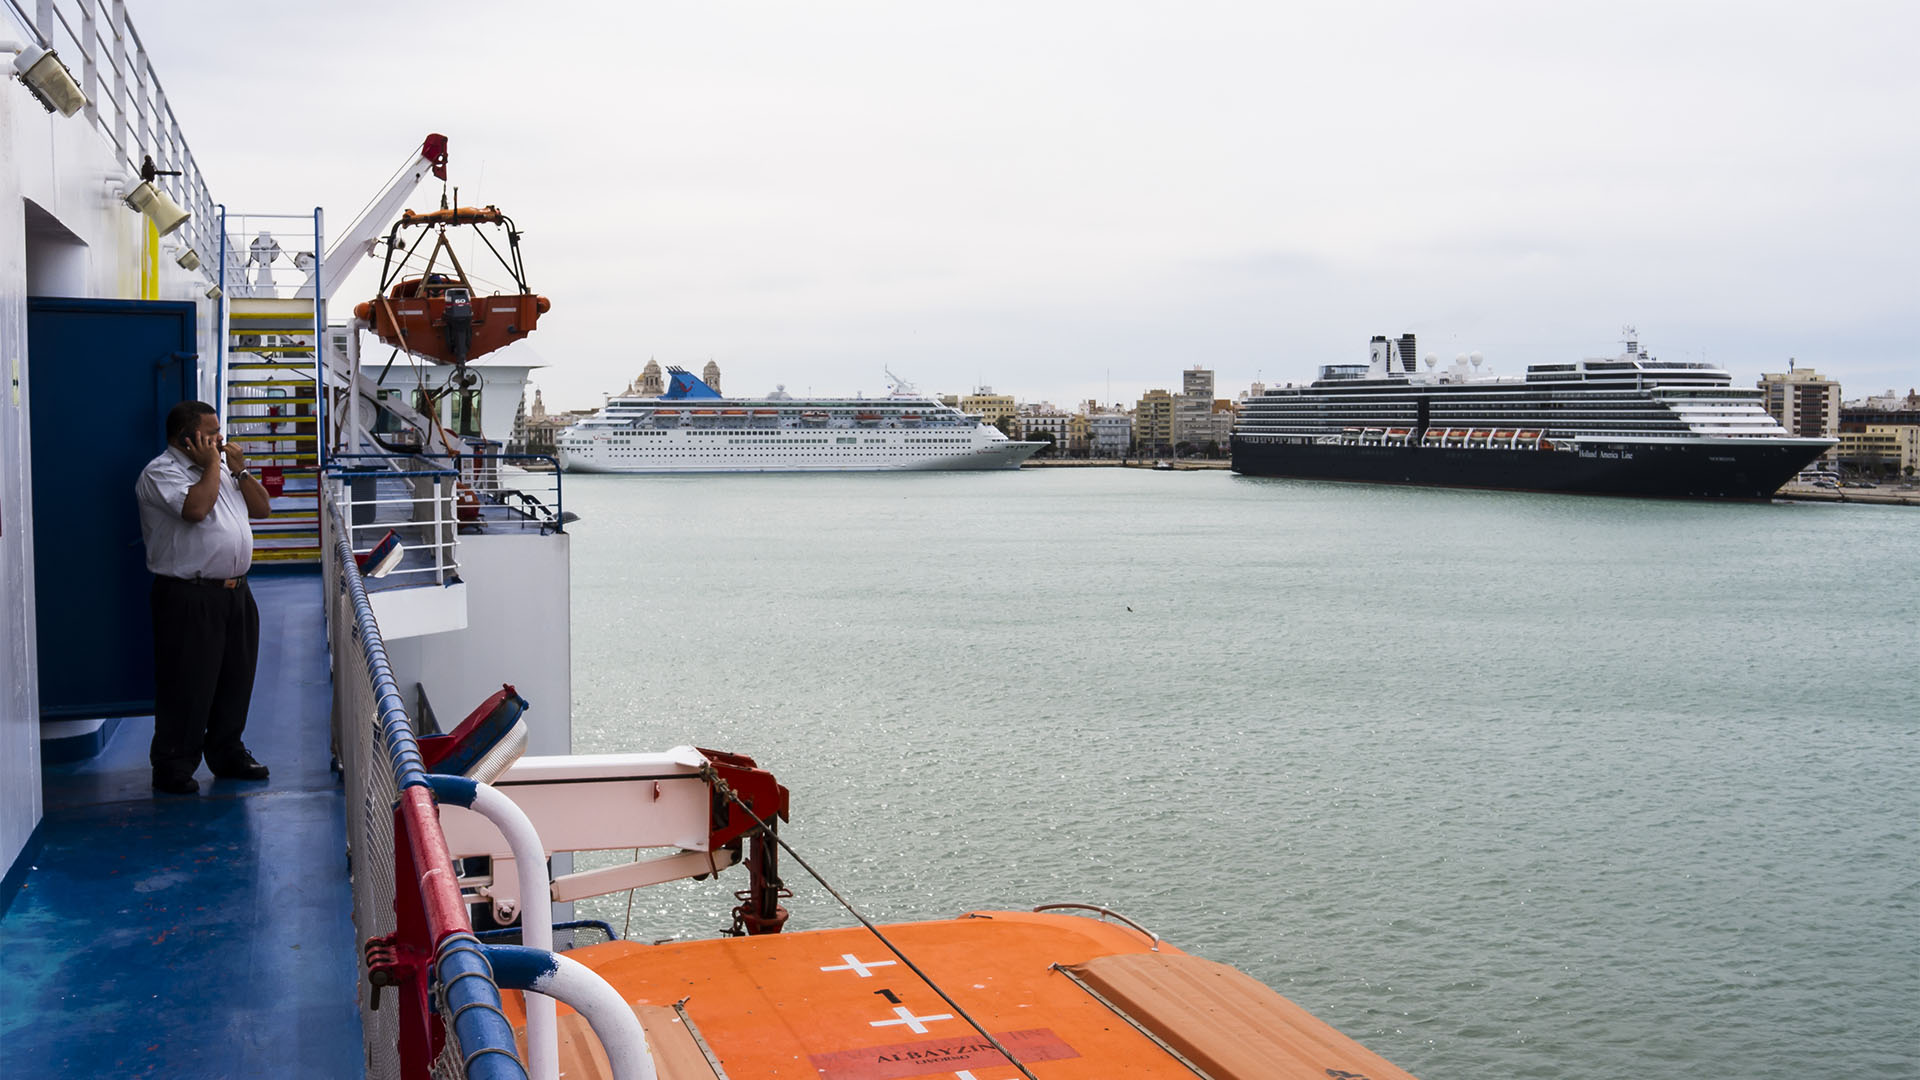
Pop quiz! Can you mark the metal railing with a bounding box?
[460,446,569,534]
[219,208,327,302]
[6,0,221,271]
[325,455,463,588]
[220,208,327,488]
[321,447,566,587]
[325,499,527,1080]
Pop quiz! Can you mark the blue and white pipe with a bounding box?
[482,945,659,1080]
[428,775,560,1080]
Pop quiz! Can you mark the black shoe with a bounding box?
[153,774,200,795]
[209,751,270,781]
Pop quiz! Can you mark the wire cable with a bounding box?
[704,769,1040,1080]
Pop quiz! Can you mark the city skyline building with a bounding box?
[1760,364,1843,460]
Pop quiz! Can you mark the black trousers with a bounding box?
[150,575,260,778]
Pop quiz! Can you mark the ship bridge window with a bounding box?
[1318,364,1370,381]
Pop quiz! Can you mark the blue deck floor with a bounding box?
[0,574,364,1079]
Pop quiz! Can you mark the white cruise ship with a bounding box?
[557,367,1043,472]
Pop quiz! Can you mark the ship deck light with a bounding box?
[122,155,191,236]
[6,41,88,117]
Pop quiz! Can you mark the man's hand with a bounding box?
[222,439,246,476]
[184,428,220,471]
[180,428,224,523]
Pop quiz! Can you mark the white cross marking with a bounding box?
[820,953,898,978]
[869,1005,954,1034]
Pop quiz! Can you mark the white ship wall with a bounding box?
[2,78,220,872]
[464,357,536,449]
[382,533,573,756]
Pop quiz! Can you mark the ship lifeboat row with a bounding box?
[1351,427,1418,446]
[650,409,789,427]
[1351,427,1555,450]
[354,205,549,368]
[638,408,953,429]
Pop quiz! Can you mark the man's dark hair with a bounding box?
[165,400,217,444]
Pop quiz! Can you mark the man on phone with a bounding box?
[135,401,274,794]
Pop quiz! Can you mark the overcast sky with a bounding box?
[133,0,1917,411]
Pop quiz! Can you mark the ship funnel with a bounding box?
[1369,335,1395,378]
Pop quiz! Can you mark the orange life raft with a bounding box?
[498,910,1422,1080]
[352,205,549,367]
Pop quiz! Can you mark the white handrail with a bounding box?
[429,776,559,1080]
[480,945,660,1080]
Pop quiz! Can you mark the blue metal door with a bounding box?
[27,298,200,721]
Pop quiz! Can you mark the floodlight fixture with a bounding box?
[206,285,222,299]
[175,247,202,271]
[123,155,190,236]
[8,41,87,117]
[125,180,191,235]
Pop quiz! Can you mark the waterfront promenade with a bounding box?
[1773,483,1920,506]
[1023,458,1232,470]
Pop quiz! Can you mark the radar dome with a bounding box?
[1469,352,1484,368]
[1424,355,1437,369]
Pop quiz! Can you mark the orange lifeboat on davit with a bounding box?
[351,205,550,368]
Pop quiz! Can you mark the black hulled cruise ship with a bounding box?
[1231,333,1834,498]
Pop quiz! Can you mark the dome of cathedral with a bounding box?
[638,357,666,396]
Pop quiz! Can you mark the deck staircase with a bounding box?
[226,297,322,564]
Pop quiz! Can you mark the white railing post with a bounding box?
[132,37,148,164]
[313,207,326,464]
[433,477,447,585]
[155,87,172,197]
[110,0,127,162]
[79,0,97,126]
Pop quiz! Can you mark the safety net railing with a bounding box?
[325,493,527,1080]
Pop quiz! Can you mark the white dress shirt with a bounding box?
[135,446,254,579]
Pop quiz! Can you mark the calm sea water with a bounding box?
[563,469,1918,1080]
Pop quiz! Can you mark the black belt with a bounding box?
[159,573,248,589]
